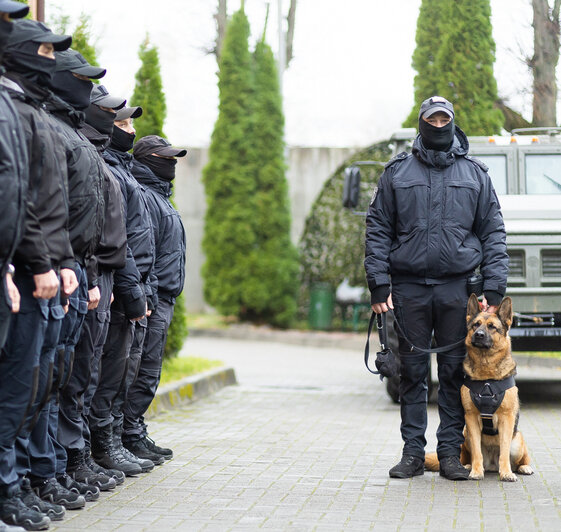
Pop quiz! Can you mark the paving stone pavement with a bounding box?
[51,335,561,531]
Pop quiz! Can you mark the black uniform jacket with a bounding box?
[365,127,508,296]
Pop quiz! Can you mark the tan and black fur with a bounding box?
[425,294,533,481]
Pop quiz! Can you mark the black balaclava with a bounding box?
[85,104,116,136]
[51,70,93,111]
[3,40,56,87]
[111,126,136,152]
[138,155,177,181]
[0,18,14,63]
[418,117,455,152]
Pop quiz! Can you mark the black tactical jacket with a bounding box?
[365,127,508,297]
[0,76,28,275]
[2,72,74,274]
[131,159,186,303]
[45,94,105,275]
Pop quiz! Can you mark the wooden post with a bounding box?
[28,0,45,22]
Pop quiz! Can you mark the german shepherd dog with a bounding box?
[426,294,533,481]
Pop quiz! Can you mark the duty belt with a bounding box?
[463,375,516,435]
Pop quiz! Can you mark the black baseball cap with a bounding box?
[8,20,72,51]
[90,84,126,110]
[115,106,143,121]
[55,49,106,79]
[419,96,455,120]
[0,0,29,18]
[133,135,187,158]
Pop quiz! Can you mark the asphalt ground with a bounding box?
[50,333,561,531]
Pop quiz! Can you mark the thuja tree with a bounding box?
[434,0,503,134]
[403,0,446,127]
[246,39,298,326]
[403,0,503,135]
[202,8,258,320]
[130,36,166,139]
[298,141,391,316]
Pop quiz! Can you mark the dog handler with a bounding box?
[364,96,508,480]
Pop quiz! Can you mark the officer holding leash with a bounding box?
[364,96,508,480]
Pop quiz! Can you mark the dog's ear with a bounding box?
[466,293,480,322]
[497,296,513,329]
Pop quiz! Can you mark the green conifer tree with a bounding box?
[434,0,503,134]
[248,39,298,326]
[129,36,166,139]
[404,0,503,135]
[403,0,446,127]
[202,8,258,319]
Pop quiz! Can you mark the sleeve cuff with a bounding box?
[484,290,503,306]
[370,284,390,305]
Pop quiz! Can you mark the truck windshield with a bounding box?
[475,154,507,194]
[525,154,561,194]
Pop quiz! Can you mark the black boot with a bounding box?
[389,455,424,478]
[55,473,99,503]
[141,436,173,460]
[30,477,85,511]
[18,479,65,522]
[0,489,50,531]
[84,451,124,486]
[439,456,469,480]
[90,425,142,477]
[123,437,165,466]
[113,425,156,472]
[66,448,116,491]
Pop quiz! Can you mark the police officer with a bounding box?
[124,135,187,461]
[365,96,508,480]
[0,16,78,530]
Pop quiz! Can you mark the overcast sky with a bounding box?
[48,0,534,148]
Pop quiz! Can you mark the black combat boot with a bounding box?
[90,425,142,477]
[83,450,124,486]
[30,477,85,511]
[18,479,65,521]
[0,487,51,531]
[140,435,173,460]
[113,425,156,472]
[65,448,116,491]
[123,437,165,466]
[55,473,99,503]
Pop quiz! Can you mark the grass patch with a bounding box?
[160,356,223,385]
[514,351,561,359]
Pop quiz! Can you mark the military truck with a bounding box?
[343,127,561,402]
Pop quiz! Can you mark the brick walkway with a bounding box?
[51,335,561,531]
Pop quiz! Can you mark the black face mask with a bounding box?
[51,71,93,111]
[85,104,116,136]
[0,18,14,63]
[110,126,136,152]
[419,118,455,152]
[139,155,177,181]
[3,41,57,87]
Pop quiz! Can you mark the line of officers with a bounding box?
[0,4,186,531]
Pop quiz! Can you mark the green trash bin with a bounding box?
[309,283,335,330]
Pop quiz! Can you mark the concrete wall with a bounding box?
[174,146,355,312]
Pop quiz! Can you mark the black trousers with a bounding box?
[88,294,134,431]
[81,270,113,449]
[391,279,468,460]
[123,297,174,441]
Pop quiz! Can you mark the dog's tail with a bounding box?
[424,452,440,472]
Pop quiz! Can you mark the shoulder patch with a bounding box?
[465,155,489,172]
[384,151,409,169]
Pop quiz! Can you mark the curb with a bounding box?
[146,366,237,419]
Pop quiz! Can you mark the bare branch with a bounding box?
[285,0,297,68]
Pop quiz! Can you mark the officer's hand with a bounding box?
[87,286,101,310]
[33,269,59,299]
[480,296,498,314]
[61,268,79,297]
[5,273,20,313]
[371,293,393,314]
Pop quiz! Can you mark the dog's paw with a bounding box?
[500,471,518,482]
[464,464,472,471]
[517,465,534,475]
[469,469,484,480]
